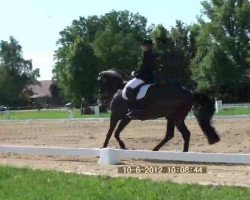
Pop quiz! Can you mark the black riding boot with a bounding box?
[126,87,147,120]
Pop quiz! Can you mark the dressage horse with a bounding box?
[98,69,220,152]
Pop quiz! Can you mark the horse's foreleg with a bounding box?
[114,116,131,149]
[153,119,175,151]
[176,121,190,152]
[102,113,119,148]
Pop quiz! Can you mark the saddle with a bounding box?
[124,84,153,101]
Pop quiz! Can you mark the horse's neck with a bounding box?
[115,79,126,90]
[109,80,125,99]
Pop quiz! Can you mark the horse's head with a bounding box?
[97,69,125,104]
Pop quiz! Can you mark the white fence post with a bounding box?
[67,108,74,119]
[94,106,100,116]
[65,103,74,119]
[215,100,223,113]
[5,110,11,119]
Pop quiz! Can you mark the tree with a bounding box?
[49,81,65,105]
[0,36,39,105]
[54,39,100,105]
[94,31,140,73]
[94,10,151,72]
[53,10,152,104]
[191,0,250,101]
[151,22,196,86]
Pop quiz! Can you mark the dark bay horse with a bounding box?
[98,69,220,152]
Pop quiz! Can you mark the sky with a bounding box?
[0,0,204,80]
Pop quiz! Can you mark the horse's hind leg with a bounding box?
[114,116,131,149]
[103,113,120,148]
[153,119,175,151]
[176,121,191,152]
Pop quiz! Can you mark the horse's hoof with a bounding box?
[208,135,220,145]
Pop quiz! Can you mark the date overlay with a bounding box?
[118,165,207,174]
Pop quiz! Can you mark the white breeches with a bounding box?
[122,78,145,100]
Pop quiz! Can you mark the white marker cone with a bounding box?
[98,148,120,165]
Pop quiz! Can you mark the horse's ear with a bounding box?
[97,72,103,81]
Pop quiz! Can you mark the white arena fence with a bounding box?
[0,145,249,165]
[215,101,250,113]
[1,102,250,120]
[0,106,100,120]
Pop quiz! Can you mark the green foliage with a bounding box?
[0,37,39,106]
[192,0,250,101]
[94,31,140,73]
[151,22,195,86]
[53,10,152,105]
[0,166,249,200]
[70,40,100,104]
[49,81,65,105]
[52,3,250,104]
[54,40,100,105]
[94,10,150,72]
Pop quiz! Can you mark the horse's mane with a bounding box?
[100,69,125,81]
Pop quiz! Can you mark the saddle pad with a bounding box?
[121,83,153,100]
[136,84,153,100]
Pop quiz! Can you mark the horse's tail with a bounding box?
[192,93,220,144]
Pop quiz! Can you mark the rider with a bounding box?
[123,39,158,119]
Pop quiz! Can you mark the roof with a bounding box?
[27,80,52,99]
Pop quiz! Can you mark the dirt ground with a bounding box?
[0,118,249,187]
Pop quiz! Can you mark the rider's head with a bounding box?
[142,39,153,52]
